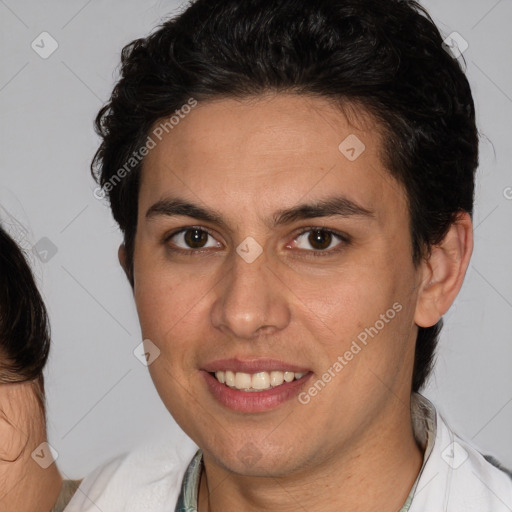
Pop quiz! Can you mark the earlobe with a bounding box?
[414,212,473,328]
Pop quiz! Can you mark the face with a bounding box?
[131,94,424,477]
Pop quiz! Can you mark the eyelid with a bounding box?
[165,225,218,240]
[293,226,350,241]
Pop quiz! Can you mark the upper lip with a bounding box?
[202,358,310,374]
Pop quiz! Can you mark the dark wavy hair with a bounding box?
[91,0,478,392]
[0,225,50,407]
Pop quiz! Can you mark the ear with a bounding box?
[118,244,128,275]
[414,212,473,328]
[0,383,36,462]
[118,243,135,288]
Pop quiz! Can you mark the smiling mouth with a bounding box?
[211,370,308,391]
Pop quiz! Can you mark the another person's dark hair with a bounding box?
[91,0,478,392]
[0,225,50,404]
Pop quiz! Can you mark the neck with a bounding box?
[0,382,63,512]
[198,395,423,512]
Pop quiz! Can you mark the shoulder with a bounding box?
[63,431,198,512]
[446,431,512,509]
[410,396,512,512]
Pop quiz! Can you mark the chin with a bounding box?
[203,438,306,478]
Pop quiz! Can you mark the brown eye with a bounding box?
[291,228,348,255]
[184,229,209,248]
[308,230,333,250]
[168,227,222,251]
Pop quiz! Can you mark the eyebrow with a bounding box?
[145,195,375,229]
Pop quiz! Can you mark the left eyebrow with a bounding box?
[272,195,375,227]
[145,195,375,229]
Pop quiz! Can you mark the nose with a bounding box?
[210,248,291,341]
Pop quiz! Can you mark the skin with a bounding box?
[0,381,63,512]
[121,93,473,512]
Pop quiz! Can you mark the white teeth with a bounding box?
[225,370,235,387]
[283,371,295,383]
[213,370,307,391]
[235,372,252,389]
[270,371,284,387]
[252,372,270,390]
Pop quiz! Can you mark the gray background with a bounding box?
[0,0,511,479]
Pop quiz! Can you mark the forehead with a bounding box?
[139,94,405,225]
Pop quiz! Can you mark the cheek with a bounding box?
[133,243,182,331]
[301,257,415,373]
[133,264,212,364]
[294,266,395,334]
[133,268,178,340]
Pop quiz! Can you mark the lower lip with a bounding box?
[202,371,312,413]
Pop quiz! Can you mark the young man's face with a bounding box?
[130,94,426,477]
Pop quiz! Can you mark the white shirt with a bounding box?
[64,394,512,511]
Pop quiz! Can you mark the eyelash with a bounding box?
[164,226,351,258]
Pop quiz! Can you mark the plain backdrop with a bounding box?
[0,0,511,479]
